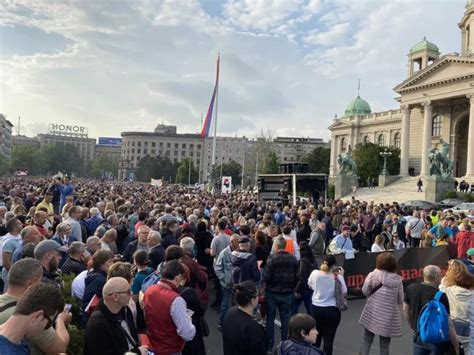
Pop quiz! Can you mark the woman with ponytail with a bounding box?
[307,255,346,355]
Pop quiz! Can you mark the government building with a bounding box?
[329,1,474,179]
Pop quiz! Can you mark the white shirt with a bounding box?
[406,218,425,239]
[307,270,347,307]
[371,244,385,253]
[72,269,87,299]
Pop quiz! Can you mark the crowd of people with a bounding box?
[0,175,472,354]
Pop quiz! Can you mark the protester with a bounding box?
[122,225,150,263]
[371,234,386,253]
[462,248,474,273]
[456,222,474,258]
[82,250,114,311]
[439,259,474,341]
[1,218,23,291]
[0,282,65,354]
[0,259,71,354]
[11,226,42,263]
[275,313,323,355]
[61,241,87,276]
[309,222,326,258]
[84,277,147,355]
[358,253,403,355]
[263,236,298,351]
[230,235,260,284]
[404,265,459,354]
[307,255,346,355]
[291,241,315,315]
[144,260,196,354]
[222,280,268,355]
[33,239,67,286]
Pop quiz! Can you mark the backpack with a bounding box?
[417,290,449,344]
[141,271,161,294]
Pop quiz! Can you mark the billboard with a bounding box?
[98,137,122,146]
[221,176,232,194]
[48,124,88,137]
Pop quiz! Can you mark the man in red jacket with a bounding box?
[456,223,474,258]
[144,260,196,354]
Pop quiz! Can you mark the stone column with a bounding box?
[420,101,432,176]
[465,94,474,178]
[329,136,338,177]
[399,105,411,176]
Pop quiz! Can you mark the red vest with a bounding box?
[144,280,183,354]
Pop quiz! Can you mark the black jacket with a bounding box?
[161,228,178,249]
[276,339,325,355]
[84,301,139,355]
[148,244,165,270]
[122,240,139,263]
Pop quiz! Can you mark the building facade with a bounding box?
[12,135,41,150]
[0,114,13,158]
[329,2,474,179]
[37,134,96,162]
[273,137,328,163]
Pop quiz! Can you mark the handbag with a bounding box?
[334,274,348,311]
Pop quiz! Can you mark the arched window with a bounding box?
[363,135,370,144]
[432,114,442,136]
[378,134,385,146]
[394,132,401,149]
[340,137,347,152]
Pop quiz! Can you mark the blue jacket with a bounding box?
[86,215,104,236]
[82,270,107,311]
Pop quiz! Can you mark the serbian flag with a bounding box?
[201,54,220,138]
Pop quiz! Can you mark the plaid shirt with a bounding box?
[262,251,298,294]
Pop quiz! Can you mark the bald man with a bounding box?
[85,277,147,355]
[11,226,42,263]
[403,265,459,354]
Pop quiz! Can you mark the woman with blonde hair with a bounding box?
[371,234,385,253]
[440,259,474,342]
[61,203,72,219]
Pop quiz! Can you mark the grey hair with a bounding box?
[423,265,441,282]
[86,236,101,246]
[272,236,287,251]
[149,231,162,243]
[90,207,100,216]
[20,226,37,239]
[56,222,71,234]
[188,214,197,223]
[180,237,195,254]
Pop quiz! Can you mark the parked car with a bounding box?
[400,200,437,211]
[443,202,474,215]
[436,198,464,209]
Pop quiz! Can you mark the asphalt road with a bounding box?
[202,297,413,354]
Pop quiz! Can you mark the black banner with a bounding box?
[317,247,449,296]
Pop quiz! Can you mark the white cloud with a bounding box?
[304,22,350,45]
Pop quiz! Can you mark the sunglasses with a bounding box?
[43,312,56,329]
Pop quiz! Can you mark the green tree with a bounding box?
[0,155,10,176]
[136,156,177,183]
[11,145,40,174]
[89,156,119,178]
[353,142,400,187]
[175,158,199,184]
[264,151,279,174]
[210,160,242,186]
[304,146,330,174]
[38,143,85,176]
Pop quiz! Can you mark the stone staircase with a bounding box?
[341,176,426,204]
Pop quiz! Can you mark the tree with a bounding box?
[38,143,85,176]
[0,155,9,176]
[175,158,199,185]
[135,156,177,183]
[264,151,279,174]
[353,142,400,187]
[11,145,40,174]
[210,160,242,186]
[89,156,119,178]
[304,146,330,174]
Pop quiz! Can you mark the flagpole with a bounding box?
[211,53,220,168]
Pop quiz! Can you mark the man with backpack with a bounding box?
[403,265,459,354]
[230,236,260,285]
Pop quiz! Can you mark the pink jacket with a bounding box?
[358,269,403,338]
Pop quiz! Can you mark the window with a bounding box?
[182,144,186,149]
[340,138,347,152]
[144,141,148,146]
[167,143,171,148]
[132,141,135,147]
[137,142,141,147]
[137,149,141,154]
[197,144,201,150]
[152,142,156,147]
[432,114,442,136]
[175,143,179,149]
[159,142,163,148]
[394,132,401,149]
[363,135,370,144]
[377,134,385,146]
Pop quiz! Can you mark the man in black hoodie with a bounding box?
[230,236,260,285]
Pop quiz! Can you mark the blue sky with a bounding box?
[0,0,467,140]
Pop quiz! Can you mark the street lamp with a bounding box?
[379,148,392,176]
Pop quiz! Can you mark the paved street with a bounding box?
[203,297,413,354]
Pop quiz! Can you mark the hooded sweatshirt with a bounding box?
[359,269,403,338]
[439,283,473,322]
[230,249,260,285]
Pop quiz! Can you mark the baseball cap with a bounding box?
[34,240,67,258]
[239,236,250,244]
[341,225,351,232]
[467,248,474,257]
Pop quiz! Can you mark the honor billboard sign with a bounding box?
[48,124,89,137]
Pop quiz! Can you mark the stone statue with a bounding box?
[337,146,356,176]
[428,138,454,178]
